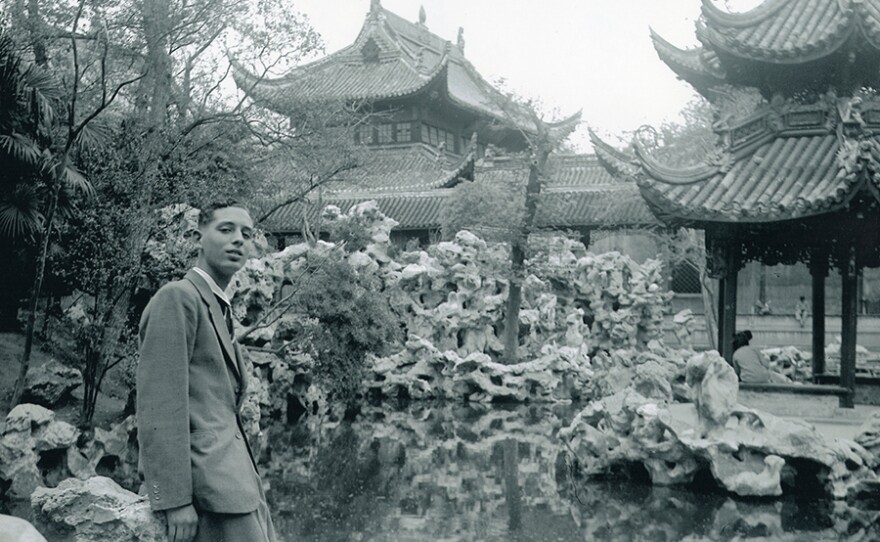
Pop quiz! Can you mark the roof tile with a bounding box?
[263,154,657,232]
[636,134,873,223]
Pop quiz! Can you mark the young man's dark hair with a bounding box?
[197,200,249,228]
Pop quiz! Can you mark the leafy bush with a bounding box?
[284,256,400,403]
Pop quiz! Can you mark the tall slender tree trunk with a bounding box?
[502,147,550,364]
[10,183,62,408]
[140,0,172,129]
[27,0,47,66]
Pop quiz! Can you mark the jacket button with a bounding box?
[235,433,242,440]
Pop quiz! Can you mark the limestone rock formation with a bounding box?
[365,336,592,402]
[0,514,47,542]
[67,416,140,491]
[561,353,878,498]
[31,476,165,542]
[0,404,79,500]
[23,361,81,407]
[586,345,690,403]
[240,352,269,459]
[685,351,738,434]
[855,411,880,466]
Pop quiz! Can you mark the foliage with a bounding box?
[282,256,400,403]
[0,0,371,421]
[440,176,525,243]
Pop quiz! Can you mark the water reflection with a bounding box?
[264,403,880,541]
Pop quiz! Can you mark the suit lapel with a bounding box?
[185,270,241,380]
[233,342,248,409]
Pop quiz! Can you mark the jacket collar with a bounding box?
[184,269,244,381]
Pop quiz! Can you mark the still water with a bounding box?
[262,403,875,542]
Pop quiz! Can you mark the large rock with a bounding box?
[0,405,79,500]
[365,335,592,402]
[31,476,165,542]
[855,411,880,466]
[685,351,738,434]
[0,514,47,542]
[24,361,81,407]
[561,352,879,499]
[67,416,140,491]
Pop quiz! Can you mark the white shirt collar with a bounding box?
[192,267,231,306]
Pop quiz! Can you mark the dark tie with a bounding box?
[217,297,234,338]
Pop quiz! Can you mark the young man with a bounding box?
[137,202,277,542]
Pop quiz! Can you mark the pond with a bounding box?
[262,403,874,541]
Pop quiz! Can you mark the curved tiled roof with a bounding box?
[232,3,532,128]
[653,0,880,96]
[697,0,853,62]
[263,191,451,232]
[330,144,475,193]
[592,97,880,225]
[263,153,658,232]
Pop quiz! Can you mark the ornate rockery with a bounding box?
[593,0,880,407]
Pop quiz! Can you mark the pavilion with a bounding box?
[594,0,880,406]
[231,0,656,248]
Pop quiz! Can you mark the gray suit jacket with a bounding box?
[137,270,262,513]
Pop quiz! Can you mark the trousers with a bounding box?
[193,486,277,542]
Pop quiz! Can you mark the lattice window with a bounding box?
[378,124,393,143]
[671,261,701,294]
[357,125,374,144]
[396,123,411,142]
[421,123,430,143]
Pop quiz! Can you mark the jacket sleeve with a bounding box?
[136,283,198,511]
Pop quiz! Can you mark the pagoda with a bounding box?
[594,0,880,406]
[232,0,655,246]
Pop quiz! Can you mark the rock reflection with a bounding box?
[264,403,880,541]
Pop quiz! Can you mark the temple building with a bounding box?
[232,0,656,250]
[594,0,880,406]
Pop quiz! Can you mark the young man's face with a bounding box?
[197,206,254,281]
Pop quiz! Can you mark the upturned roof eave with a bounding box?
[588,128,640,180]
[694,0,880,67]
[635,181,861,226]
[633,138,721,185]
[699,0,793,28]
[650,28,727,93]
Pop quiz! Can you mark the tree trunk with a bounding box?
[139,0,173,128]
[27,0,47,66]
[10,183,61,408]
[502,147,550,364]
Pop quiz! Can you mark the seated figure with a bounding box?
[732,330,789,384]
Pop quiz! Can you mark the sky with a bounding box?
[290,0,762,151]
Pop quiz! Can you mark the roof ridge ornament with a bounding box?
[418,5,427,26]
[457,27,465,54]
[369,0,381,19]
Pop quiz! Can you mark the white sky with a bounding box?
[290,0,762,151]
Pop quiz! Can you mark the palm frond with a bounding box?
[21,66,60,124]
[0,132,41,164]
[62,164,95,198]
[74,119,114,151]
[0,186,43,239]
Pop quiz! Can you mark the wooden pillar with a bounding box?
[580,228,592,250]
[720,269,738,363]
[840,245,858,408]
[810,254,827,379]
[716,276,726,354]
[718,246,738,363]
